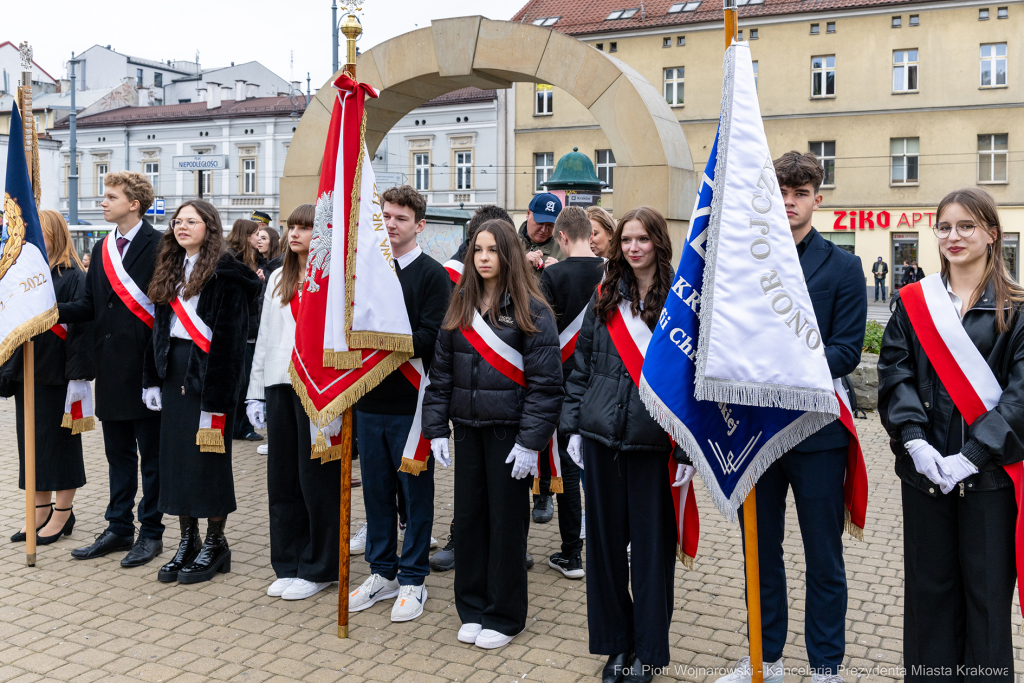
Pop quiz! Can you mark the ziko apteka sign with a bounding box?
[172,155,227,171]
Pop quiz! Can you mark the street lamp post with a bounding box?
[331,0,339,75]
[68,54,80,225]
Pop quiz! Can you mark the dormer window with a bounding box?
[607,8,639,19]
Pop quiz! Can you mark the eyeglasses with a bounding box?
[170,218,205,229]
[932,221,977,239]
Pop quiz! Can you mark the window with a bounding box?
[979,8,990,19]
[750,29,759,39]
[663,37,672,48]
[243,158,257,194]
[664,67,684,106]
[668,1,700,11]
[752,61,759,91]
[610,42,618,52]
[143,162,157,192]
[892,16,902,27]
[810,23,820,34]
[890,138,919,184]
[677,36,686,46]
[737,30,743,40]
[136,68,143,87]
[978,134,1008,183]
[456,151,472,190]
[909,14,919,25]
[893,50,919,92]
[414,153,430,191]
[199,170,212,195]
[535,153,554,192]
[596,43,604,51]
[535,84,553,115]
[596,150,616,190]
[811,55,836,97]
[809,141,836,186]
[998,7,1008,18]
[826,21,836,33]
[154,72,163,87]
[606,8,638,19]
[532,16,560,25]
[981,43,1008,87]
[96,163,108,197]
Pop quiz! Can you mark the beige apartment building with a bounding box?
[510,0,1022,287]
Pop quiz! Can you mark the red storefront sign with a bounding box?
[832,210,935,230]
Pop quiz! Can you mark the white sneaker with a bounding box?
[351,523,368,553]
[348,573,399,612]
[282,578,332,601]
[458,623,482,643]
[256,444,269,455]
[475,628,521,649]
[397,522,438,548]
[811,673,844,683]
[713,657,784,683]
[267,577,295,597]
[580,510,586,539]
[390,584,427,622]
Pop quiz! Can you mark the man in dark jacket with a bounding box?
[520,193,564,277]
[718,153,867,683]
[58,172,165,567]
[872,256,888,302]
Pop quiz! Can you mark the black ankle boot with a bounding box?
[177,518,231,584]
[157,517,201,583]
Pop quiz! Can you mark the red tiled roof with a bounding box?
[420,87,497,107]
[512,0,946,36]
[51,96,306,129]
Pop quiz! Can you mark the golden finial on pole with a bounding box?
[340,12,362,78]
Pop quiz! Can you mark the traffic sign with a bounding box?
[172,155,227,171]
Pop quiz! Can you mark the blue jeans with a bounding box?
[874,278,887,301]
[356,411,434,586]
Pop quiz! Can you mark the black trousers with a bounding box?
[453,424,531,636]
[903,482,1016,683]
[536,432,583,554]
[582,437,676,668]
[266,385,341,583]
[232,341,256,439]
[101,414,163,539]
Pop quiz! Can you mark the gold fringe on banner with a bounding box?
[61,413,95,434]
[348,331,414,354]
[844,508,864,542]
[676,544,695,571]
[0,305,58,367]
[317,445,344,463]
[61,412,72,429]
[533,476,564,495]
[342,113,366,343]
[196,428,226,454]
[399,457,428,475]
[290,351,411,429]
[323,349,363,369]
[314,429,329,452]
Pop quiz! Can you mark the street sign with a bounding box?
[374,172,404,191]
[146,198,166,216]
[172,155,227,172]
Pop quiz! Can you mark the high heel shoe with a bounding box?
[10,503,53,543]
[157,517,201,583]
[37,507,75,546]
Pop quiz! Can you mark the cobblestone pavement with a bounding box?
[1,401,1021,683]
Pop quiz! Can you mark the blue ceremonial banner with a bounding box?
[0,104,58,365]
[639,43,835,519]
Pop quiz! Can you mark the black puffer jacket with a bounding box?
[421,295,563,452]
[878,280,1024,496]
[560,285,677,456]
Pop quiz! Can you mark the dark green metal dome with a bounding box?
[540,147,606,191]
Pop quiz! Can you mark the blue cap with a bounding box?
[528,193,562,223]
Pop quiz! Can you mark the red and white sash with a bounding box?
[50,323,68,340]
[834,378,868,540]
[61,382,95,434]
[197,411,227,453]
[443,259,464,284]
[607,296,700,567]
[310,418,345,463]
[102,232,155,328]
[170,295,212,353]
[558,306,587,364]
[397,359,433,475]
[901,274,1023,621]
[462,311,526,386]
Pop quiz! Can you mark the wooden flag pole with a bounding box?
[24,341,37,567]
[742,489,763,683]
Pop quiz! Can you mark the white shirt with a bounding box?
[395,245,422,270]
[247,269,298,399]
[170,253,201,340]
[945,277,965,321]
[115,220,143,261]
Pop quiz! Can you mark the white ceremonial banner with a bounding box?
[695,43,838,416]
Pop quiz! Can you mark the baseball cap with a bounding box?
[528,193,562,223]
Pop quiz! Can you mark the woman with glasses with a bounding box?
[142,199,261,584]
[878,187,1024,681]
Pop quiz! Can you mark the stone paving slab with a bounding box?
[1,400,1022,682]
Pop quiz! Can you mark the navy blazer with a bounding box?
[793,228,868,452]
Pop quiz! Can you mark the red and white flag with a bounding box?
[197,411,227,453]
[397,359,432,475]
[310,417,345,463]
[834,378,868,539]
[443,259,464,284]
[61,380,95,434]
[291,73,414,428]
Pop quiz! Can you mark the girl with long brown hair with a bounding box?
[226,217,266,442]
[142,199,260,585]
[879,188,1024,679]
[2,210,93,545]
[560,206,690,679]
[422,218,563,650]
[257,226,281,262]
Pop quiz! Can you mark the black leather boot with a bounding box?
[177,518,231,584]
[157,517,201,583]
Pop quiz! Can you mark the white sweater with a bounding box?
[247,269,297,401]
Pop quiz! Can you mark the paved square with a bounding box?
[1,400,1021,682]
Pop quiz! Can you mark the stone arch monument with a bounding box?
[281,17,696,239]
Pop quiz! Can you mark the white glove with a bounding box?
[673,463,695,488]
[245,400,266,430]
[567,434,583,469]
[905,439,951,485]
[430,438,451,468]
[505,443,539,480]
[939,453,979,495]
[142,386,162,412]
[67,380,90,404]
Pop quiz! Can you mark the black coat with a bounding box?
[878,280,1024,496]
[421,295,563,452]
[230,248,262,341]
[57,220,160,421]
[143,253,261,415]
[0,262,94,393]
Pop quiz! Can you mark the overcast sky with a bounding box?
[9,0,528,92]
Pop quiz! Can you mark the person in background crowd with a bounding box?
[520,193,564,276]
[562,206,690,683]
[256,226,281,263]
[879,188,1024,683]
[587,205,616,260]
[348,186,451,622]
[537,206,605,579]
[252,222,283,457]
[3,210,93,545]
[449,205,514,265]
[142,199,260,585]
[59,172,165,568]
[872,256,889,303]
[81,253,91,272]
[246,204,342,601]
[422,219,563,650]
[911,260,926,282]
[900,260,915,289]
[225,217,265,443]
